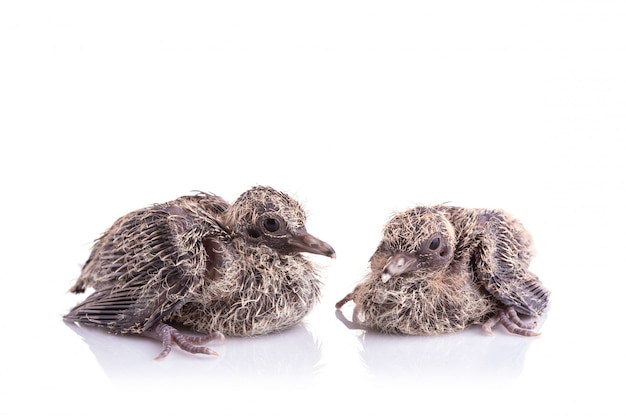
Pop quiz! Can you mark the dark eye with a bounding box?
[263,217,280,233]
[428,237,440,251]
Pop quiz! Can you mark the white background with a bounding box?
[1,1,624,416]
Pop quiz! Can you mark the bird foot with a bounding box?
[482,306,540,337]
[148,322,225,360]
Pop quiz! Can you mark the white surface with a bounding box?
[1,2,624,416]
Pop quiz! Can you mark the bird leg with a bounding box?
[482,306,540,337]
[335,292,354,309]
[334,291,369,330]
[146,322,225,360]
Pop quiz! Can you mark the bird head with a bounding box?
[379,206,456,282]
[225,186,335,258]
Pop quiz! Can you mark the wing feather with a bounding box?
[65,194,230,333]
[472,211,550,317]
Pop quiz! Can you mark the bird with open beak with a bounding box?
[336,205,549,336]
[65,186,335,359]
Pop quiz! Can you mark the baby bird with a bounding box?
[65,186,335,359]
[336,205,549,336]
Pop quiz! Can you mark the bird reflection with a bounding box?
[336,307,541,384]
[65,321,321,384]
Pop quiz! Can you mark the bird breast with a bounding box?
[352,267,496,335]
[168,242,322,336]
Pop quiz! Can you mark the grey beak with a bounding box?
[381,252,418,282]
[287,229,336,258]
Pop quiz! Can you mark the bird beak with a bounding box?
[287,228,336,258]
[381,252,418,282]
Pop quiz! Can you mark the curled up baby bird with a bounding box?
[336,205,550,336]
[65,186,335,359]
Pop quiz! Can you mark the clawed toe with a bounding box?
[483,306,540,337]
[180,332,226,345]
[151,323,225,360]
[481,314,500,335]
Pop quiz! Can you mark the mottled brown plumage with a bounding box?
[336,205,549,336]
[65,186,335,358]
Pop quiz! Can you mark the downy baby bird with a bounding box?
[65,186,335,359]
[336,205,549,336]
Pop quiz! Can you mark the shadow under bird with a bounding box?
[336,205,550,336]
[65,186,335,359]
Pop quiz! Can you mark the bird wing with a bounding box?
[472,211,550,317]
[65,197,231,334]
